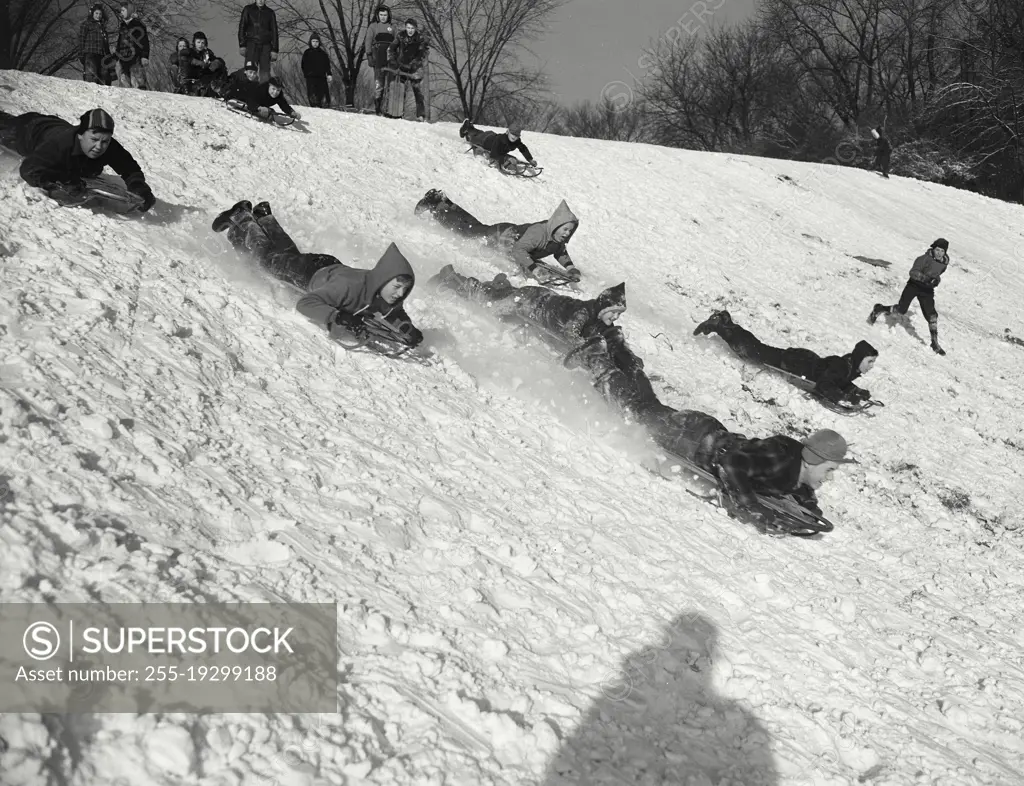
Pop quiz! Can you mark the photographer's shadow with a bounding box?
[544,612,778,785]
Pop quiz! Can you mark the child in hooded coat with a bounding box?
[415,190,582,282]
[692,310,879,404]
[212,199,422,346]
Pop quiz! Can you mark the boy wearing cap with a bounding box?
[0,108,155,212]
[692,310,879,404]
[301,34,333,108]
[415,190,582,283]
[223,60,260,96]
[212,199,422,347]
[639,399,853,530]
[459,119,538,169]
[387,19,428,120]
[868,238,950,355]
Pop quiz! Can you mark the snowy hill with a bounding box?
[2,70,1024,785]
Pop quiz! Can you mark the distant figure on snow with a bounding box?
[868,238,950,355]
[238,0,279,83]
[692,310,879,405]
[387,19,428,121]
[79,4,111,85]
[415,189,581,283]
[301,34,332,108]
[871,128,891,179]
[212,199,422,347]
[460,120,537,170]
[364,4,397,115]
[0,108,155,212]
[114,2,149,89]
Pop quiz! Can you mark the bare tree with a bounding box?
[3,0,203,76]
[410,0,565,122]
[553,94,650,142]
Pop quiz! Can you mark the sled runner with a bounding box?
[330,314,434,364]
[756,364,883,416]
[657,454,835,537]
[524,260,583,291]
[224,99,305,129]
[80,174,147,214]
[466,144,543,178]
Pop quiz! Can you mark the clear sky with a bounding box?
[194,0,759,104]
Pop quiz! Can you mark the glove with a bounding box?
[290,110,302,120]
[404,326,424,347]
[789,486,823,516]
[852,388,871,403]
[327,75,333,82]
[134,188,156,212]
[271,52,278,62]
[528,158,538,167]
[927,276,940,287]
[238,47,246,57]
[565,267,582,282]
[257,106,271,119]
[330,311,365,336]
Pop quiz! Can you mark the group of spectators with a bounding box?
[75,1,428,119]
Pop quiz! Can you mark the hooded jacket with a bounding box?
[238,2,279,51]
[388,29,428,72]
[505,200,578,272]
[116,15,149,62]
[79,5,110,57]
[908,247,949,288]
[11,113,148,196]
[364,6,396,68]
[777,339,878,403]
[297,242,416,333]
[301,35,331,77]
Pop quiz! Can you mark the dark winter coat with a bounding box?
[190,46,226,77]
[776,340,877,403]
[716,434,817,509]
[116,16,149,62]
[10,113,148,195]
[908,249,948,289]
[296,242,417,334]
[364,6,396,68]
[388,30,427,73]
[503,200,578,272]
[301,38,331,77]
[79,12,110,57]
[471,129,535,164]
[170,41,194,80]
[229,80,294,115]
[224,67,256,94]
[238,3,279,51]
[875,133,891,155]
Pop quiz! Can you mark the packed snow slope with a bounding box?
[2,71,1024,786]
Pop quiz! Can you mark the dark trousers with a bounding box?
[82,54,103,84]
[245,41,273,83]
[416,195,519,247]
[884,279,937,321]
[712,323,822,377]
[874,151,891,177]
[306,76,330,108]
[640,405,740,474]
[227,213,335,290]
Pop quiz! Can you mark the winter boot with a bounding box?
[212,200,254,233]
[374,96,383,115]
[427,263,458,290]
[414,189,446,216]
[693,310,732,336]
[867,303,887,325]
[253,201,272,219]
[929,321,946,355]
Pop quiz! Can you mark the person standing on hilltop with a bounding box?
[301,34,333,108]
[871,128,891,179]
[364,5,396,115]
[238,0,279,83]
